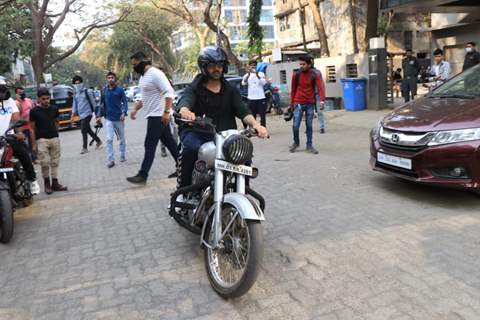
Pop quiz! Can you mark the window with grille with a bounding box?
[346,64,358,78]
[326,66,336,83]
[280,70,287,84]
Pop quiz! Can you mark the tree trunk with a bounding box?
[195,27,211,49]
[365,0,379,48]
[307,0,330,57]
[203,0,244,73]
[142,35,174,77]
[348,0,359,54]
[30,10,45,87]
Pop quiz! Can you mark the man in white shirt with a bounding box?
[242,60,268,127]
[430,48,451,88]
[126,52,178,185]
[0,81,40,194]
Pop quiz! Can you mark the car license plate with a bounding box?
[215,160,253,176]
[377,152,412,170]
[0,168,14,173]
[55,100,67,104]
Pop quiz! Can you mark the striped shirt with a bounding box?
[139,67,175,118]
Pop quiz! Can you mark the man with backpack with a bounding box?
[71,75,102,154]
[97,72,128,168]
[289,55,325,155]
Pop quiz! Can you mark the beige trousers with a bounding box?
[37,137,61,179]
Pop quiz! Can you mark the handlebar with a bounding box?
[173,112,269,138]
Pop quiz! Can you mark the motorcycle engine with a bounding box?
[192,160,212,185]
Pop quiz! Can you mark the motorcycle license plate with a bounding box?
[0,168,14,173]
[215,160,253,176]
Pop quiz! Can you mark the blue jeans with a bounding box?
[178,131,214,188]
[139,117,178,178]
[317,110,324,129]
[293,104,315,147]
[105,120,126,162]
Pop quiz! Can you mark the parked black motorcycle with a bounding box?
[0,119,33,244]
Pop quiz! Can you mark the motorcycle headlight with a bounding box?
[223,134,253,165]
[428,128,480,146]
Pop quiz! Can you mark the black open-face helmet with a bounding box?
[197,46,229,75]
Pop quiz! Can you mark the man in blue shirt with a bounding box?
[72,75,102,154]
[97,72,128,168]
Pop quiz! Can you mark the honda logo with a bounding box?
[391,134,400,143]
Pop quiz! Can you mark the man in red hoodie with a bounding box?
[289,55,325,154]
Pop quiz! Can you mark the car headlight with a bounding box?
[428,128,480,146]
[370,120,382,139]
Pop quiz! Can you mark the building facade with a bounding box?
[223,0,276,59]
[274,0,369,57]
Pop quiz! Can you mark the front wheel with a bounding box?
[204,205,264,298]
[0,189,14,244]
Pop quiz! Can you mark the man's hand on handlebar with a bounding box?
[179,107,196,121]
[254,125,269,139]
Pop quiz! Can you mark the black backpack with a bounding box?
[292,68,321,100]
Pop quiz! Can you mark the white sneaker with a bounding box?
[29,180,41,195]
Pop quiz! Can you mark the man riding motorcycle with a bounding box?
[176,46,268,190]
[0,80,40,195]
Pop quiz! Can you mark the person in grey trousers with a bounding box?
[401,49,420,103]
[71,75,102,154]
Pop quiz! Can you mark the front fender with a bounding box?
[223,192,265,221]
[200,192,265,248]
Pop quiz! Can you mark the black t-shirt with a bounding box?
[30,105,59,139]
[177,75,251,132]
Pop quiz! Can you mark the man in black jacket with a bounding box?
[463,42,480,72]
[402,49,420,103]
[176,46,268,189]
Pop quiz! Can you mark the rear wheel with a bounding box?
[0,190,14,244]
[204,204,263,298]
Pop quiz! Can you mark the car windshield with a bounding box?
[431,64,480,98]
[50,86,73,99]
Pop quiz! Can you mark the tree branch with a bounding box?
[44,9,130,70]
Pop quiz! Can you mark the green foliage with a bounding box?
[109,4,178,82]
[50,55,106,88]
[0,4,33,74]
[247,0,263,57]
[177,33,216,77]
[378,13,391,36]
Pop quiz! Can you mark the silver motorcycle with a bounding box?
[169,115,265,298]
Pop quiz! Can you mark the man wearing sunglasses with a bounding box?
[176,46,268,190]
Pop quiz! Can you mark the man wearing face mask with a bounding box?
[463,42,480,72]
[71,75,102,154]
[15,87,36,162]
[0,80,40,195]
[97,72,128,168]
[126,52,178,184]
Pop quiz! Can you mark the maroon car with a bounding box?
[370,64,480,190]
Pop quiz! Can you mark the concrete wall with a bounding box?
[266,53,369,103]
[432,22,480,75]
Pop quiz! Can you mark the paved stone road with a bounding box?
[1,110,480,320]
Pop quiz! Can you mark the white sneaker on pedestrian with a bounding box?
[29,180,41,195]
